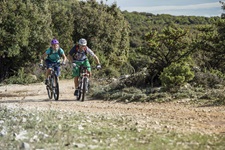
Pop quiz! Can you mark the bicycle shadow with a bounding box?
[0,98,52,103]
[57,97,98,102]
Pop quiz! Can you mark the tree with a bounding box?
[146,25,192,69]
[193,19,225,73]
[0,0,52,77]
[138,24,194,86]
[220,1,225,18]
[72,1,130,69]
[0,0,131,81]
[49,0,75,53]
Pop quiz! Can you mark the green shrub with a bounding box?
[5,67,37,84]
[160,62,194,90]
[94,66,120,78]
[147,92,171,102]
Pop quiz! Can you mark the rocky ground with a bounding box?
[0,79,225,135]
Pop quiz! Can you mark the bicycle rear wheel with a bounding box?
[47,77,53,99]
[52,74,59,100]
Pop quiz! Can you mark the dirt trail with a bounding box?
[0,80,225,135]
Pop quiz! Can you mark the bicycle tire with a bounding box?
[81,77,87,102]
[53,74,59,100]
[47,77,53,99]
[77,78,82,101]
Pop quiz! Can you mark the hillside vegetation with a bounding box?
[1,0,225,103]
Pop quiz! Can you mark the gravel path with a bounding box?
[1,79,225,135]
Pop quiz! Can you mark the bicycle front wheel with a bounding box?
[52,74,59,101]
[47,77,53,99]
[77,79,82,101]
[81,77,87,102]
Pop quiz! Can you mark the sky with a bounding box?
[95,0,224,17]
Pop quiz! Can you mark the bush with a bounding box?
[5,68,37,84]
[192,70,225,88]
[59,64,74,80]
[95,66,120,78]
[160,62,194,90]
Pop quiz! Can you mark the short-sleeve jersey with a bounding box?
[46,48,64,63]
[69,46,95,62]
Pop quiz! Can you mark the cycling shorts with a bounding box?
[72,59,91,77]
[45,59,60,77]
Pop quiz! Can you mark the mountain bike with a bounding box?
[44,63,61,101]
[76,64,91,102]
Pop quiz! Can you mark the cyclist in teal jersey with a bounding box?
[40,38,67,84]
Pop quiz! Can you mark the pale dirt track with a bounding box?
[0,80,225,135]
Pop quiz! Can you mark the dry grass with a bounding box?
[0,106,224,150]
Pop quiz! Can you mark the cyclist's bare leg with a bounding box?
[88,71,91,77]
[74,77,79,89]
[45,68,55,85]
[88,72,91,87]
[46,69,51,79]
[74,76,79,96]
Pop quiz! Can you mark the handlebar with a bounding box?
[40,63,65,70]
[72,63,101,70]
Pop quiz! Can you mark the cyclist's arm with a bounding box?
[40,48,51,64]
[93,54,100,65]
[40,52,47,64]
[68,46,76,63]
[62,53,67,64]
[86,48,100,65]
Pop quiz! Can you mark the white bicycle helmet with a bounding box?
[78,38,87,46]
